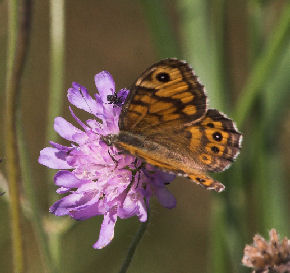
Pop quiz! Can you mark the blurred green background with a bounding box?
[0,0,289,272]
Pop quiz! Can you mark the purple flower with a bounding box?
[39,71,176,249]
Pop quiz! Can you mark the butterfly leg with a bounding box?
[107,149,119,170]
[120,160,143,204]
[133,160,146,189]
[123,158,145,191]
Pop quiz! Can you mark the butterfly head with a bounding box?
[101,134,118,146]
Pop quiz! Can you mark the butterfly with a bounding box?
[105,59,242,192]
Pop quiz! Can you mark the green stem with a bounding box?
[6,0,30,271]
[10,0,56,271]
[118,207,150,273]
[47,0,65,270]
[48,231,62,272]
[47,0,65,142]
[234,2,290,127]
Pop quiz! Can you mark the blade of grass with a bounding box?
[178,0,227,109]
[178,1,212,91]
[209,0,227,110]
[248,0,264,65]
[178,1,234,272]
[139,0,180,58]
[208,197,227,273]
[263,43,290,125]
[234,2,290,127]
[223,2,290,270]
[254,42,290,236]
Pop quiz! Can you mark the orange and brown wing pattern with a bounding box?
[188,172,225,192]
[113,59,242,193]
[185,109,242,173]
[119,59,207,132]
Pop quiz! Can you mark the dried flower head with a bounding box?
[242,229,290,273]
[39,71,176,249]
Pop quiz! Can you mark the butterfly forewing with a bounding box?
[119,59,207,133]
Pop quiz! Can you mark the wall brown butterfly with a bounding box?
[105,59,242,192]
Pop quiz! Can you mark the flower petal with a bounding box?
[136,199,147,222]
[68,82,102,115]
[39,147,71,169]
[54,117,82,141]
[69,106,89,131]
[70,202,104,220]
[94,71,115,101]
[49,141,71,151]
[117,88,129,104]
[56,187,71,194]
[54,170,87,188]
[93,210,117,249]
[49,193,84,216]
[155,187,176,209]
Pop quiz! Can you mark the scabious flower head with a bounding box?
[242,229,290,273]
[39,71,176,249]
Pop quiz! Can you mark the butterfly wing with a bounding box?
[185,109,242,172]
[184,109,242,191]
[116,59,242,192]
[119,58,207,133]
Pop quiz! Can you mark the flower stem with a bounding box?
[6,0,56,271]
[6,0,32,271]
[47,0,65,143]
[118,206,150,273]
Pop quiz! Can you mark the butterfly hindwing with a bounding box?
[185,109,242,172]
[119,59,207,132]
[188,172,225,192]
